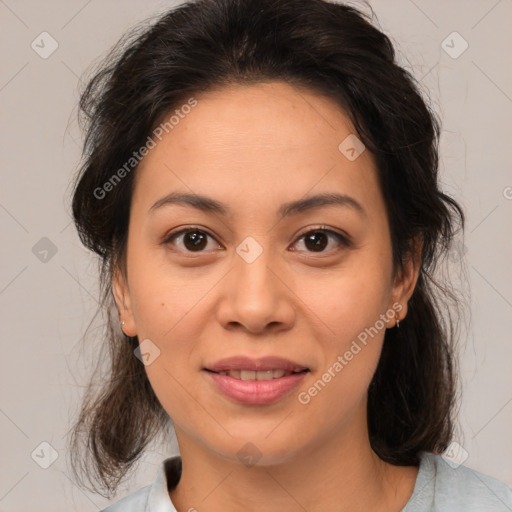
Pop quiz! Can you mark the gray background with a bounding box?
[1,0,511,510]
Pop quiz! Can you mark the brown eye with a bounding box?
[292,228,349,253]
[182,230,208,251]
[304,231,328,252]
[165,228,221,252]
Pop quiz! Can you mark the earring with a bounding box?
[395,312,400,329]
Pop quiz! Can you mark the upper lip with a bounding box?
[204,356,310,373]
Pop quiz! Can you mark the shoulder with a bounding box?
[100,484,151,512]
[404,451,512,511]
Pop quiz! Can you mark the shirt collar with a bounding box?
[147,456,182,512]
[147,452,433,511]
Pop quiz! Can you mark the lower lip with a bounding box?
[204,370,309,405]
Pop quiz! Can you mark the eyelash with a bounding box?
[162,225,351,255]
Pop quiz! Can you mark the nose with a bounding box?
[215,246,296,334]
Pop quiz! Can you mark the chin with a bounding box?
[206,430,307,468]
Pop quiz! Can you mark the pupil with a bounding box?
[184,231,207,251]
[305,232,327,252]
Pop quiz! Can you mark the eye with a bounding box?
[163,226,350,255]
[290,227,350,253]
[164,227,222,253]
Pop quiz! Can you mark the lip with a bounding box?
[204,369,309,405]
[204,355,309,373]
[203,356,311,405]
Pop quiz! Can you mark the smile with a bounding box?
[204,368,310,405]
[209,369,308,380]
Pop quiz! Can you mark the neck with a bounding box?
[169,408,418,512]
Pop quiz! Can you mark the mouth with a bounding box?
[203,355,311,404]
[203,366,310,405]
[204,368,310,381]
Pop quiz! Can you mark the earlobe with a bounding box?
[112,268,137,337]
[389,237,423,326]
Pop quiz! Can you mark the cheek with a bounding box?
[291,255,392,402]
[297,286,389,425]
[126,251,214,377]
[136,298,206,428]
[127,248,213,339]
[293,262,392,343]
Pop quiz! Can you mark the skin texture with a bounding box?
[113,81,422,511]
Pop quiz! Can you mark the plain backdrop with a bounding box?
[1,0,511,510]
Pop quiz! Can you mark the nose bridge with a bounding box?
[216,235,295,332]
[233,235,277,303]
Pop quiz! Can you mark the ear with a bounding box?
[112,266,137,337]
[388,236,423,327]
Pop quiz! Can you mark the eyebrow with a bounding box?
[148,191,366,218]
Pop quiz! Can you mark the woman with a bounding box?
[68,0,512,510]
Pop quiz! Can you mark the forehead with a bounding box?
[147,81,355,155]
[132,81,379,214]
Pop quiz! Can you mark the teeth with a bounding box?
[217,369,295,380]
[255,370,275,381]
[270,369,286,379]
[241,370,256,381]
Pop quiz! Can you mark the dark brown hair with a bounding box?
[68,0,465,497]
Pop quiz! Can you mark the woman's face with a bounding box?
[114,81,419,465]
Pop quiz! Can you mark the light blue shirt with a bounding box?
[101,451,512,511]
